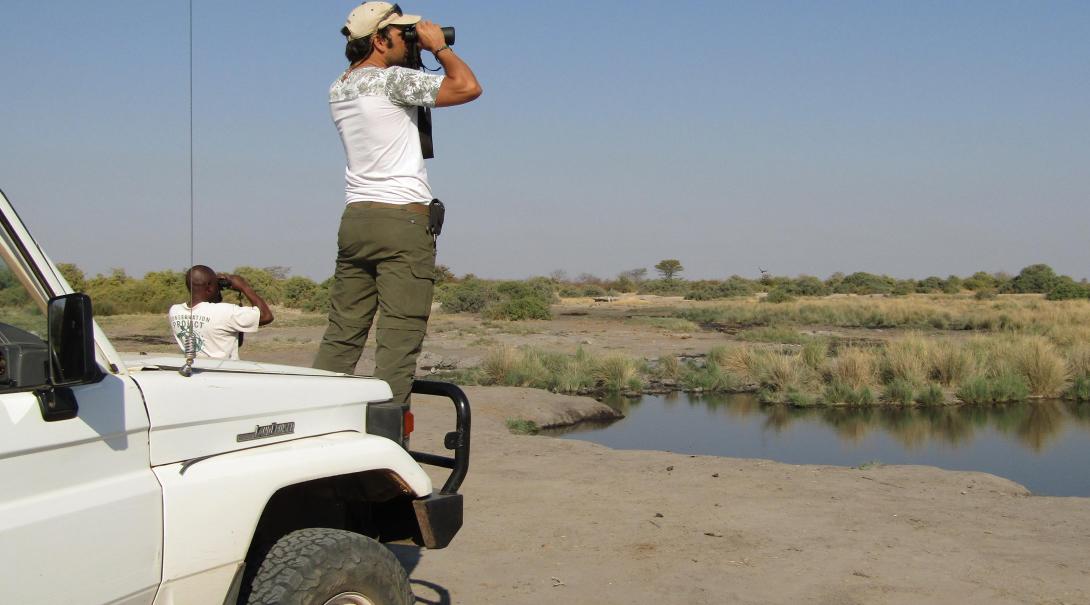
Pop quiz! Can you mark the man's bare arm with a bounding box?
[415,20,482,107]
[224,274,275,326]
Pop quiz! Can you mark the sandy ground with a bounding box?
[107,297,1090,604]
[403,387,1090,605]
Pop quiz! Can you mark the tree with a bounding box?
[57,263,86,292]
[654,259,684,280]
[1009,264,1058,294]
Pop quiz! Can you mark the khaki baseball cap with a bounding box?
[345,2,421,41]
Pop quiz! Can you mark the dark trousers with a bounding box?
[314,203,436,403]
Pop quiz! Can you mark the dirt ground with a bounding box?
[405,387,1090,605]
[107,296,1090,604]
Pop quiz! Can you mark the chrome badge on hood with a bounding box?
[237,421,296,443]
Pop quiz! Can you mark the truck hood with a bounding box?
[124,355,394,466]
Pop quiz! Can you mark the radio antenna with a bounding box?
[181,0,196,377]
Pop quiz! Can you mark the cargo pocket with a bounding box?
[377,243,436,330]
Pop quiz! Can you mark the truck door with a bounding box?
[0,195,163,604]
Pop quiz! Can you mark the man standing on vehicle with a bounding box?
[169,265,274,360]
[313,2,482,404]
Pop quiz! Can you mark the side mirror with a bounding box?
[47,293,101,386]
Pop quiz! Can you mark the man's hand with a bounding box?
[219,273,249,291]
[423,20,483,108]
[414,20,446,53]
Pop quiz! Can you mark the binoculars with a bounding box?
[402,25,455,46]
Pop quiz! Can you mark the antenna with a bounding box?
[181,0,196,377]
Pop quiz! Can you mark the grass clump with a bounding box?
[915,383,946,405]
[883,379,915,405]
[831,347,878,390]
[786,389,818,407]
[822,381,875,405]
[1067,376,1090,401]
[737,326,808,344]
[801,338,830,372]
[654,354,681,381]
[505,418,540,435]
[1012,336,1068,397]
[929,341,976,387]
[956,373,1029,404]
[593,355,642,393]
[680,361,738,392]
[881,335,931,386]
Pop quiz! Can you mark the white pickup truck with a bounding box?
[0,189,471,605]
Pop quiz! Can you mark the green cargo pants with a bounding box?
[313,203,436,404]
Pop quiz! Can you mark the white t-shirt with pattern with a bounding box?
[168,302,260,361]
[329,66,445,205]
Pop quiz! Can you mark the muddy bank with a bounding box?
[405,386,1090,605]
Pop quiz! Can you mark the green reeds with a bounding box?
[956,373,1029,404]
[883,379,915,405]
[915,383,946,405]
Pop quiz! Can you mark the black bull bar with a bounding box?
[408,380,471,495]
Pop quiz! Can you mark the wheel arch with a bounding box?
[152,432,431,604]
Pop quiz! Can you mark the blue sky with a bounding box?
[2,1,1087,281]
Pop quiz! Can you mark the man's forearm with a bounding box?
[238,286,274,325]
[434,48,482,106]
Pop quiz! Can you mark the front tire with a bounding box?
[244,528,413,605]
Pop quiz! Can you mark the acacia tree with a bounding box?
[655,259,684,280]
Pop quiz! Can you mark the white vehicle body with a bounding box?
[0,190,468,605]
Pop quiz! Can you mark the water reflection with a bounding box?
[553,394,1083,451]
[553,393,1090,496]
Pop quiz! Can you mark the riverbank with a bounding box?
[405,386,1090,605]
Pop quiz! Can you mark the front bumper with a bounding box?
[412,491,463,549]
[408,380,471,548]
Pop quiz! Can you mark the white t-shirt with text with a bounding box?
[329,66,444,205]
[168,302,260,360]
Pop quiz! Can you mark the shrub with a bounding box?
[483,296,551,321]
[762,288,796,304]
[1008,263,1058,293]
[1046,277,1089,301]
[436,278,495,313]
[974,288,998,300]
